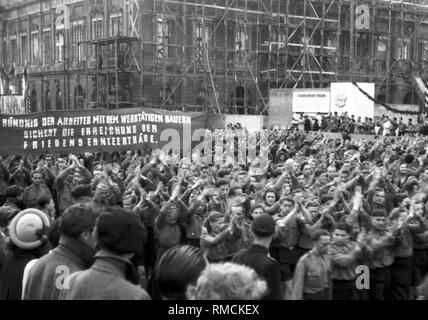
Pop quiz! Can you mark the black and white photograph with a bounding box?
[1,0,428,308]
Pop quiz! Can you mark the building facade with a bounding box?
[1,0,428,114]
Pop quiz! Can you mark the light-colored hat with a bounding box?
[9,208,50,250]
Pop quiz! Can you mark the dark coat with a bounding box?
[232,244,283,300]
[59,250,151,300]
[23,236,96,300]
[0,245,49,300]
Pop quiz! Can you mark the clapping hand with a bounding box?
[356,230,366,246]
[171,185,180,201]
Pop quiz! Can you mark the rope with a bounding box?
[351,81,421,115]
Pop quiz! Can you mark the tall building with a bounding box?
[1,0,428,114]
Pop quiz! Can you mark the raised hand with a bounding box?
[171,185,180,200]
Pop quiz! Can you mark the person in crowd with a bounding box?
[291,230,332,300]
[154,185,187,260]
[22,170,53,209]
[150,245,207,300]
[0,185,24,230]
[35,195,56,223]
[365,209,397,300]
[329,223,366,300]
[233,213,283,300]
[59,207,150,300]
[8,159,31,190]
[200,211,239,262]
[23,203,99,300]
[55,154,92,215]
[186,262,267,300]
[0,209,51,300]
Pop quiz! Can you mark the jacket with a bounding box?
[0,245,49,300]
[291,250,331,300]
[23,236,96,300]
[233,244,283,300]
[22,183,52,209]
[328,241,361,280]
[59,250,151,300]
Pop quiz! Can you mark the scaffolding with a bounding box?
[129,0,428,115]
[82,35,140,109]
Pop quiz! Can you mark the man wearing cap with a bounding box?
[23,203,99,300]
[22,170,53,209]
[232,213,283,300]
[0,209,50,300]
[0,185,23,229]
[59,207,150,300]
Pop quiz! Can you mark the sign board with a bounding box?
[0,107,210,155]
[330,82,375,119]
[292,88,330,113]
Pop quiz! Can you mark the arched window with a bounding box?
[235,86,245,106]
[45,87,51,111]
[30,89,37,112]
[56,87,62,110]
[403,92,420,105]
[196,88,206,106]
[74,85,85,110]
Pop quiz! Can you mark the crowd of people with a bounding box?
[1,124,428,300]
[294,112,428,136]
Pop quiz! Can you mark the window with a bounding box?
[31,32,39,64]
[196,88,207,105]
[11,37,18,65]
[45,87,51,111]
[157,16,172,60]
[235,86,245,106]
[72,22,84,61]
[396,38,409,60]
[195,20,210,61]
[91,17,103,57]
[43,30,51,64]
[110,14,122,36]
[56,31,64,62]
[30,88,37,112]
[92,18,103,40]
[376,36,388,59]
[20,34,28,65]
[271,25,286,49]
[418,40,428,61]
[56,87,62,110]
[235,24,248,51]
[356,34,370,59]
[74,85,85,110]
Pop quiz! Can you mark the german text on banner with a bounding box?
[0,107,210,155]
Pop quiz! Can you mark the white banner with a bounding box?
[330,82,375,119]
[292,88,330,113]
